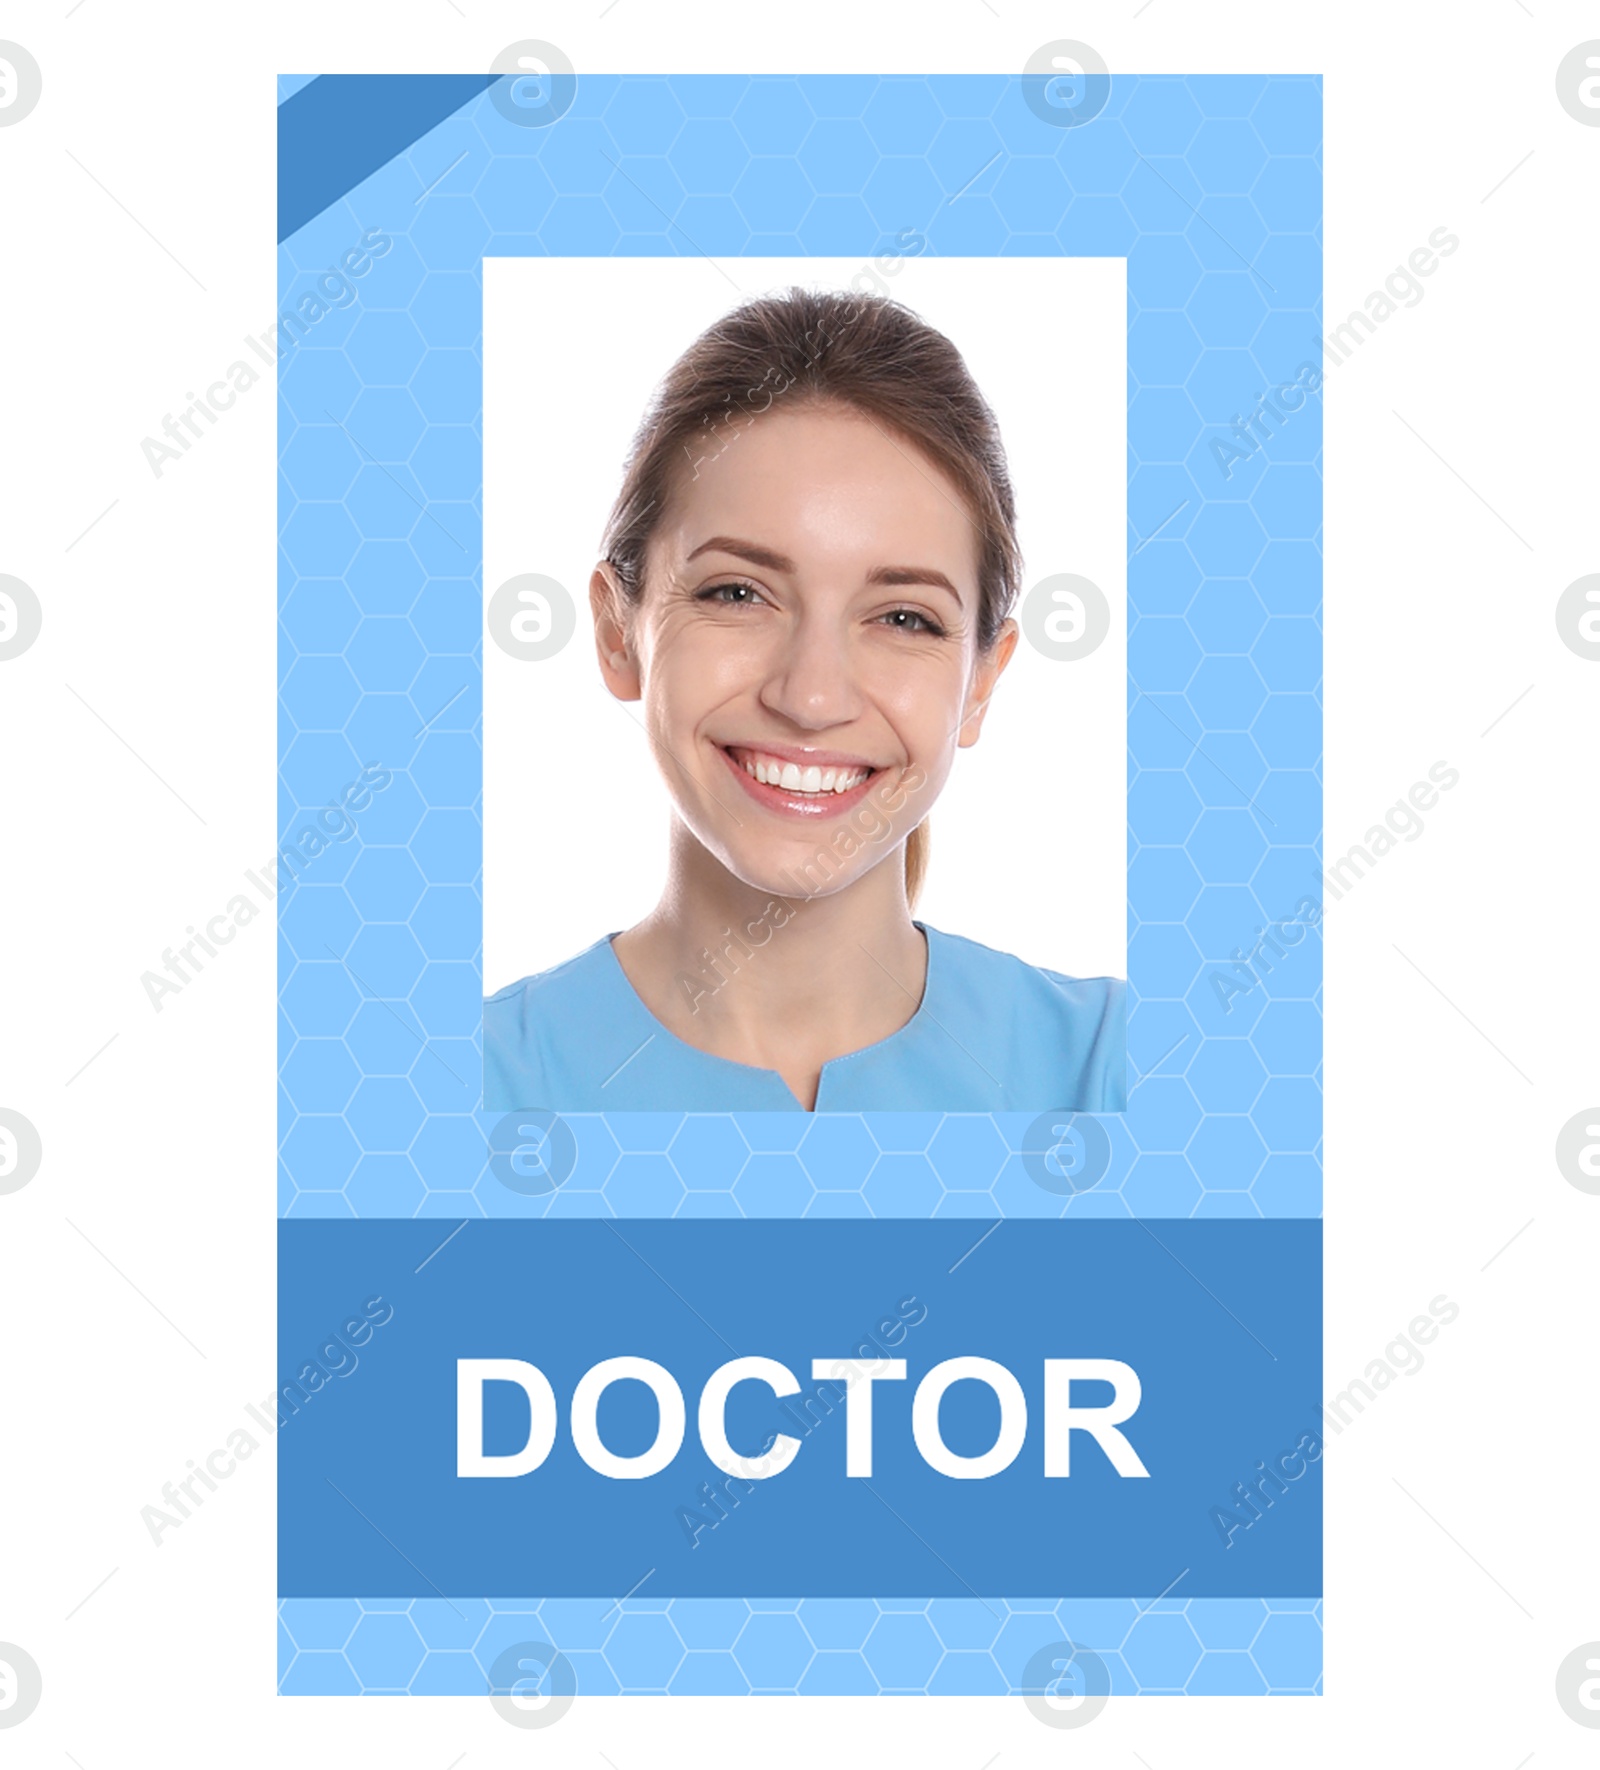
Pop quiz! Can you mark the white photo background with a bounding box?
[483,256,1127,994]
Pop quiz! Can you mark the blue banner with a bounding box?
[279,1220,1320,1599]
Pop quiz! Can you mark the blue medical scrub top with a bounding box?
[483,924,1126,1113]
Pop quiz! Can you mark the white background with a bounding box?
[483,256,1126,991]
[2,4,1598,1767]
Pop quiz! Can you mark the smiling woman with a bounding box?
[483,288,1125,1114]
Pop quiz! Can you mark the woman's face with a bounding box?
[592,401,1017,902]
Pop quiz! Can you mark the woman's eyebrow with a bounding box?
[869,565,964,599]
[685,535,796,573]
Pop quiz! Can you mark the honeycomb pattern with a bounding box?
[276,71,1322,1224]
[278,1593,1322,1696]
[279,1107,1318,1221]
[276,72,1322,1696]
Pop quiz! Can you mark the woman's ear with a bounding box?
[957,617,1019,747]
[590,563,641,702]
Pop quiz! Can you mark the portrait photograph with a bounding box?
[481,255,1127,1112]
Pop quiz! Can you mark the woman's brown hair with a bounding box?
[601,287,1021,906]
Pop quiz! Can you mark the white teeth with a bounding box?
[736,750,871,795]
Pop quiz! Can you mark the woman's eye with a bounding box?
[696,580,762,606]
[879,608,945,636]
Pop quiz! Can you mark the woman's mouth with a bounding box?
[719,744,885,818]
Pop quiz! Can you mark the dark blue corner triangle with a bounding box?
[278,74,497,244]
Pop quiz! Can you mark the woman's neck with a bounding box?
[610,825,929,1109]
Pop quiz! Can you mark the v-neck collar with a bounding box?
[597,923,937,1111]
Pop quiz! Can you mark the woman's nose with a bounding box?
[757,612,865,731]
